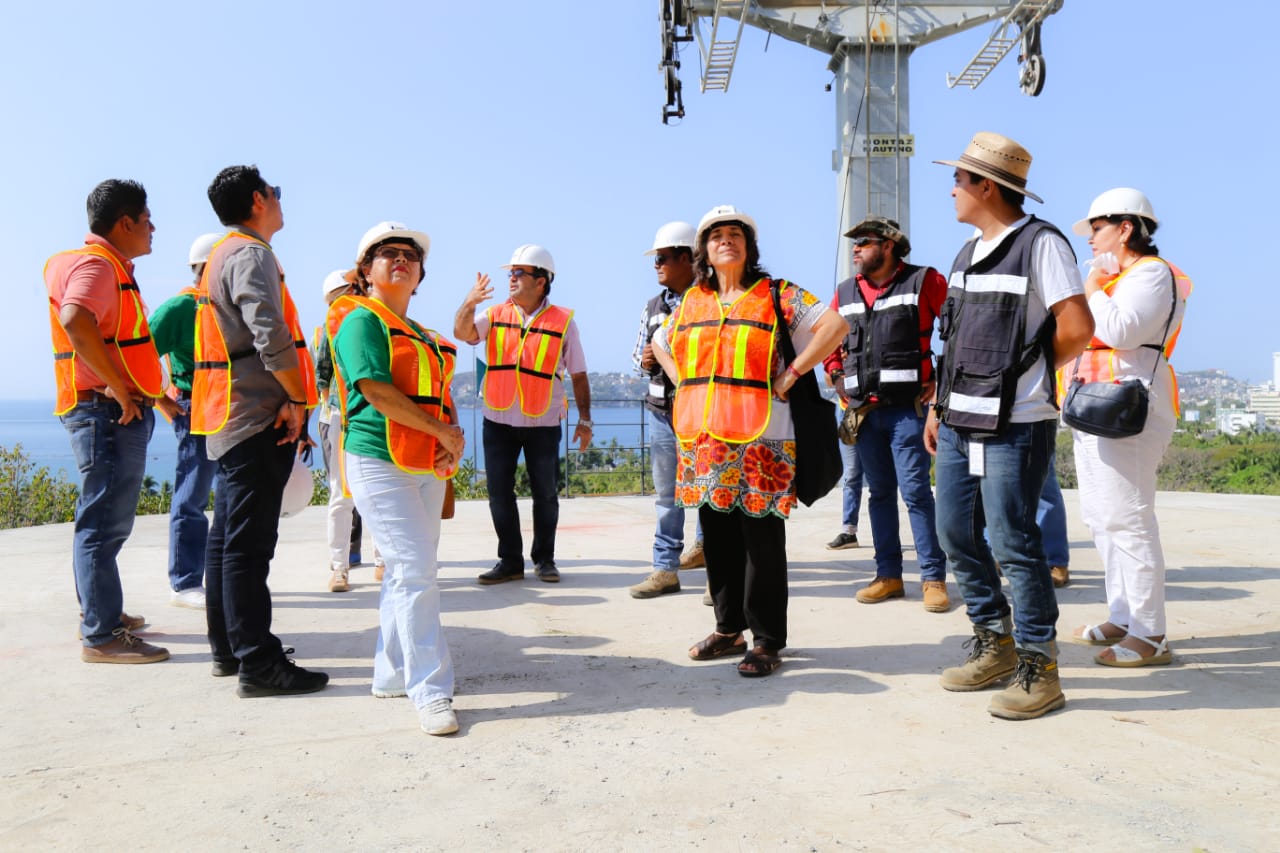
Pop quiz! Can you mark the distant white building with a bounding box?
[1183,408,1201,423]
[1274,352,1280,392]
[1218,407,1266,435]
[1247,390,1280,425]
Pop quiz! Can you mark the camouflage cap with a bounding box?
[843,216,910,256]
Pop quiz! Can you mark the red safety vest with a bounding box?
[670,278,778,444]
[482,301,573,417]
[45,244,164,415]
[191,232,317,435]
[326,295,457,477]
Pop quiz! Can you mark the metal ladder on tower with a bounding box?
[945,0,1059,90]
[696,0,751,93]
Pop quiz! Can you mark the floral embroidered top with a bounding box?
[656,279,828,520]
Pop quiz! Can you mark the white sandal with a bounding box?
[1095,635,1172,667]
[1070,623,1124,646]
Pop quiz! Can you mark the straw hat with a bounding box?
[934,131,1043,203]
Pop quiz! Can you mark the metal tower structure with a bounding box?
[659,1,1063,282]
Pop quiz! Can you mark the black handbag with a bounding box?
[771,282,842,507]
[1060,273,1177,439]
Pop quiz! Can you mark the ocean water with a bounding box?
[0,399,649,483]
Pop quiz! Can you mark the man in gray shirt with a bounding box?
[194,165,327,697]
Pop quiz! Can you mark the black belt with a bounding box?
[75,389,155,408]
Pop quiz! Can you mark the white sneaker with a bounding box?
[419,698,458,736]
[170,587,206,609]
[372,686,407,699]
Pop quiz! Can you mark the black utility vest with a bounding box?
[643,291,677,414]
[936,217,1069,437]
[835,263,930,407]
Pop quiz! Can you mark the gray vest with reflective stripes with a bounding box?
[643,291,676,414]
[836,263,930,407]
[936,217,1066,437]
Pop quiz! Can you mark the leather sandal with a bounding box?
[688,632,746,661]
[1095,635,1172,667]
[737,647,782,678]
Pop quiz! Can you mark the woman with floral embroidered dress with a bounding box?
[653,205,845,677]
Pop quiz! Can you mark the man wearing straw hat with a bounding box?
[925,132,1093,720]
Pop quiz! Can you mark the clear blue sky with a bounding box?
[5,1,1277,400]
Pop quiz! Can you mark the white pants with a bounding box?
[1072,416,1174,636]
[345,452,454,707]
[323,414,382,571]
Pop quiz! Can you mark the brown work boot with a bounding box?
[81,628,170,664]
[855,576,904,604]
[922,581,950,613]
[679,541,706,570]
[988,650,1066,720]
[1050,566,1070,588]
[630,570,681,599]
[328,568,350,593]
[940,626,1017,691]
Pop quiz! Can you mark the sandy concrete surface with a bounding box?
[1,490,1276,851]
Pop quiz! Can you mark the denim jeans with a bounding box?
[855,405,945,582]
[482,418,561,569]
[168,393,217,591]
[61,400,154,646]
[1038,463,1069,569]
[934,420,1059,657]
[346,452,454,707]
[205,425,294,674]
[839,432,863,532]
[648,409,685,569]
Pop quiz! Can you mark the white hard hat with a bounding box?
[501,243,555,275]
[1072,188,1158,236]
[696,205,758,246]
[188,232,221,267]
[644,221,696,256]
[356,221,431,264]
[279,456,314,518]
[322,269,354,297]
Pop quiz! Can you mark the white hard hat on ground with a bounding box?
[188,233,221,267]
[501,244,555,275]
[644,221,696,256]
[355,221,431,264]
[280,457,315,518]
[1073,188,1158,236]
[696,205,758,246]
[322,269,354,298]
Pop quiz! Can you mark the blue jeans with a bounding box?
[60,399,154,646]
[839,432,863,531]
[482,418,561,569]
[168,394,217,591]
[934,420,1059,657]
[856,405,945,581]
[648,409,685,569]
[1038,461,1069,569]
[205,425,294,674]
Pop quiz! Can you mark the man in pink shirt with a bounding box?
[45,179,177,663]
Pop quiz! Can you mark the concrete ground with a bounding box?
[0,490,1276,851]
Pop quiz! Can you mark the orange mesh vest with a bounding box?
[191,232,317,435]
[671,278,778,444]
[1058,257,1192,414]
[482,302,573,417]
[326,295,457,478]
[45,244,164,415]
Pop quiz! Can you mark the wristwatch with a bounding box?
[578,419,594,430]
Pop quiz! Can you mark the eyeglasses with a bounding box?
[653,252,680,266]
[373,246,422,263]
[508,269,537,280]
[852,236,882,248]
[262,185,281,201]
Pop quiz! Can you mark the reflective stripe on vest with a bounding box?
[836,264,930,407]
[45,245,164,415]
[482,302,573,417]
[191,232,317,435]
[326,295,457,478]
[670,278,777,444]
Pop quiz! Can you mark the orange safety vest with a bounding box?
[1059,257,1193,414]
[45,244,164,415]
[670,278,778,444]
[482,302,573,417]
[326,295,457,478]
[191,232,317,435]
